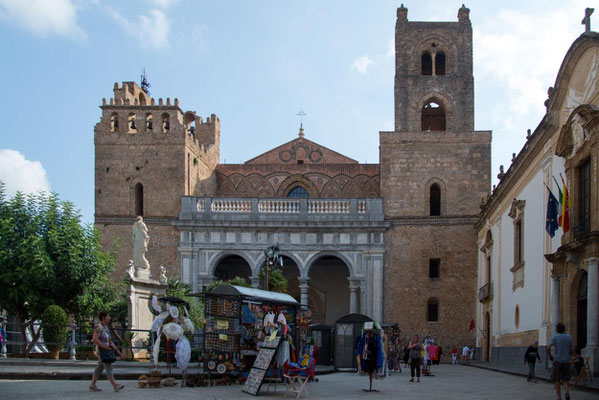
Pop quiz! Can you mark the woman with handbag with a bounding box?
[89,311,125,392]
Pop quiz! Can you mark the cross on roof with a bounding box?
[582,7,594,33]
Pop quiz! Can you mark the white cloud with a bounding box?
[0,0,86,41]
[474,8,581,120]
[0,149,51,198]
[151,0,178,9]
[351,56,373,75]
[107,7,170,50]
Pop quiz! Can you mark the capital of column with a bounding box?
[586,257,599,267]
[298,277,310,286]
[551,274,566,281]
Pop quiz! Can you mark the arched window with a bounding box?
[427,298,439,322]
[128,113,137,133]
[435,52,446,75]
[145,113,153,131]
[110,113,119,132]
[430,183,441,216]
[287,186,310,198]
[138,93,146,106]
[161,113,170,133]
[421,52,433,75]
[135,183,144,216]
[421,101,446,131]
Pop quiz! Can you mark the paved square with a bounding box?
[0,365,596,399]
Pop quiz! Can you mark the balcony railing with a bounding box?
[180,197,383,223]
[478,283,493,303]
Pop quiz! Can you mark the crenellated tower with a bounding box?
[94,81,220,279]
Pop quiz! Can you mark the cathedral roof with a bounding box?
[244,125,358,165]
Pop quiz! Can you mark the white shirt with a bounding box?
[462,346,470,356]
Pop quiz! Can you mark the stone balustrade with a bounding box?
[179,197,383,222]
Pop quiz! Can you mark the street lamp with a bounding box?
[264,243,283,291]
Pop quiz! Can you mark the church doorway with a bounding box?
[307,256,351,325]
[484,312,491,361]
[214,255,252,285]
[576,271,588,349]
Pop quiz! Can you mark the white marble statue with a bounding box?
[127,260,135,279]
[158,266,167,284]
[132,216,150,272]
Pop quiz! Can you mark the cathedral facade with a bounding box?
[94,5,490,349]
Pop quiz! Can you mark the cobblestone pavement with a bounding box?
[0,364,596,399]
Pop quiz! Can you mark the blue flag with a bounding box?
[546,188,559,238]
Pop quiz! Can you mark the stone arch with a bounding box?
[208,251,255,277]
[415,35,455,75]
[277,175,319,198]
[418,92,453,131]
[424,177,447,216]
[304,251,355,278]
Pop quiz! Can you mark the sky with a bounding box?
[0,0,593,223]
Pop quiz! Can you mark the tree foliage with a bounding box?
[41,305,68,359]
[0,183,117,354]
[259,268,288,293]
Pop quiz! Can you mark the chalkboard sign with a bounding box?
[242,336,282,396]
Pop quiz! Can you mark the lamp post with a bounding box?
[263,243,283,291]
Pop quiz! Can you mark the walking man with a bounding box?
[524,341,541,382]
[462,344,470,364]
[548,323,574,400]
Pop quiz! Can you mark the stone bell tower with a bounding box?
[94,81,220,280]
[380,4,491,349]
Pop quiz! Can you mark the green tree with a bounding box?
[0,184,117,355]
[40,305,68,359]
[259,268,288,293]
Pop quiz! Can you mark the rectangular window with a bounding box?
[486,255,491,284]
[427,302,439,322]
[578,159,590,232]
[429,258,440,279]
[514,220,523,264]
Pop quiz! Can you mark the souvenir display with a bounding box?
[201,286,300,386]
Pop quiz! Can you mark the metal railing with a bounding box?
[478,283,493,303]
[0,320,203,361]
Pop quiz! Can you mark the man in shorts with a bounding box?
[548,323,574,400]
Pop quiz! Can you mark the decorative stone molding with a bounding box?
[508,199,526,220]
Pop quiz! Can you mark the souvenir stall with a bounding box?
[355,321,386,393]
[144,295,195,388]
[198,285,300,382]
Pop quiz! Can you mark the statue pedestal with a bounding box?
[126,276,167,359]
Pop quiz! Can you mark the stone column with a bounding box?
[298,277,310,310]
[583,258,599,377]
[348,279,359,314]
[550,275,561,336]
[250,276,260,289]
[586,258,599,348]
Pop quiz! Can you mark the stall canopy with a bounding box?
[208,284,299,306]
